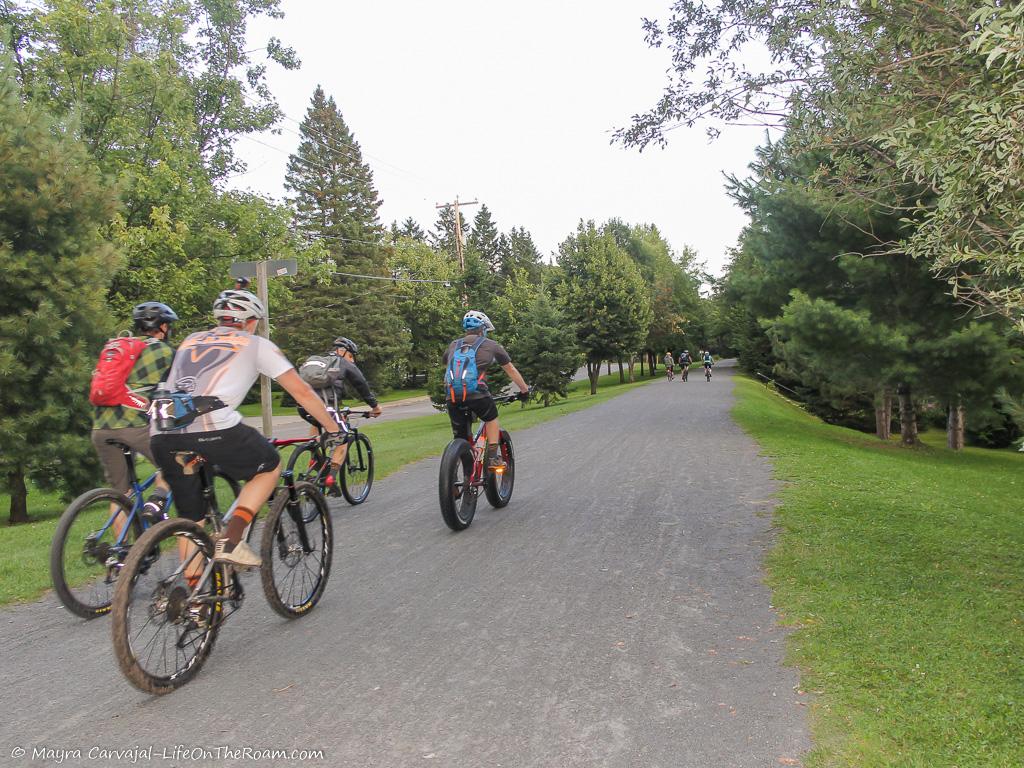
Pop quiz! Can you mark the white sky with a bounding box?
[230,1,768,276]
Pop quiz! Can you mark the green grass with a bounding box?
[0,371,651,606]
[237,386,429,417]
[733,376,1024,768]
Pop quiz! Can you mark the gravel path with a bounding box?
[0,364,809,767]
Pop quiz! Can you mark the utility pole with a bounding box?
[229,258,298,438]
[435,196,478,273]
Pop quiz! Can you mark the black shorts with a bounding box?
[151,423,280,521]
[447,397,498,442]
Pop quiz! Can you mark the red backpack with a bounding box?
[89,336,150,410]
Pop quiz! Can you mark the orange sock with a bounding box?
[224,505,255,546]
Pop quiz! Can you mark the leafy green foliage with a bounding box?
[506,292,583,407]
[0,67,121,522]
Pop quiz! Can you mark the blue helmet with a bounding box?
[462,310,494,334]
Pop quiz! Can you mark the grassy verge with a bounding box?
[0,371,651,606]
[732,376,1024,767]
[237,387,430,417]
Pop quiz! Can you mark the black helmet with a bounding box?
[132,302,178,331]
[332,336,358,355]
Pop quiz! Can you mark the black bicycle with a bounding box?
[50,440,238,619]
[286,407,375,505]
[438,393,521,531]
[110,445,332,694]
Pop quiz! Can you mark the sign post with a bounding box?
[229,259,298,439]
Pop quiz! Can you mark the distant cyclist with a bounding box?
[298,336,382,492]
[150,290,344,568]
[678,349,692,381]
[442,310,529,473]
[703,350,714,378]
[91,302,177,516]
[663,351,675,380]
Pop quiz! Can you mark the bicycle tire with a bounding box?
[483,430,515,509]
[111,518,224,694]
[439,439,476,531]
[260,481,332,618]
[285,441,320,483]
[340,433,374,505]
[50,488,142,619]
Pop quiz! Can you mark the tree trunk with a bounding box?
[587,360,600,395]
[627,354,635,383]
[947,399,965,451]
[896,383,920,446]
[7,468,28,524]
[648,351,657,377]
[606,361,611,376]
[639,356,645,376]
[543,392,550,408]
[874,388,892,440]
[617,358,625,384]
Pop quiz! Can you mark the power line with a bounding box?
[333,270,454,286]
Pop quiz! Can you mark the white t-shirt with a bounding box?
[160,326,293,433]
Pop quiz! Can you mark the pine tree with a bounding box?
[503,227,543,280]
[430,206,469,261]
[468,204,502,272]
[277,86,408,389]
[508,292,583,407]
[398,217,426,241]
[0,69,121,522]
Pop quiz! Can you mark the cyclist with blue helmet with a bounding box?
[442,310,529,473]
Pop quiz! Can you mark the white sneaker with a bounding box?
[214,539,262,569]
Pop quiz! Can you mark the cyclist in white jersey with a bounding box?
[151,290,344,568]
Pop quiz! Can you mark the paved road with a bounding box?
[242,394,438,440]
[0,364,808,767]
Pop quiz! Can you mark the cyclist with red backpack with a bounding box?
[442,310,529,473]
[90,302,177,507]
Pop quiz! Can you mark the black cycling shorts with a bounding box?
[447,397,499,442]
[151,423,280,521]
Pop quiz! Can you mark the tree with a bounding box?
[0,68,121,523]
[503,226,544,280]
[430,205,469,262]
[393,217,426,242]
[556,222,652,394]
[468,204,502,272]
[617,0,1024,323]
[0,0,303,329]
[277,86,408,389]
[507,292,583,407]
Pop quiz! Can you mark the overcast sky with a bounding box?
[230,1,769,276]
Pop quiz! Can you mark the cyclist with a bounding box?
[663,351,674,380]
[91,302,177,516]
[703,350,715,377]
[150,290,344,568]
[678,349,692,380]
[442,310,529,473]
[299,336,382,493]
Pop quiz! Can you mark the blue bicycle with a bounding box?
[49,439,238,619]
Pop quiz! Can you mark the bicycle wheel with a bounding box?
[50,488,143,619]
[439,439,477,531]
[111,518,225,694]
[286,441,322,485]
[260,481,332,618]
[340,433,374,505]
[706,367,712,381]
[484,430,515,509]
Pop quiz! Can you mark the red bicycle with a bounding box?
[438,393,520,531]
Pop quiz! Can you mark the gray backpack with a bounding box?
[298,355,338,389]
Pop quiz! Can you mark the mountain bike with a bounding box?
[705,364,713,381]
[49,440,239,619]
[286,407,375,505]
[438,393,521,531]
[680,363,690,382]
[110,444,332,694]
[666,365,675,381]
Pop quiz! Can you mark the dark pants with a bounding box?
[446,397,498,442]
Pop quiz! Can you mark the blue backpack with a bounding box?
[445,336,487,403]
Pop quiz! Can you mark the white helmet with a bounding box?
[462,310,494,333]
[213,289,266,323]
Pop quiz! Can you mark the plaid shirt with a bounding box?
[92,339,175,431]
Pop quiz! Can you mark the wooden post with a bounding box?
[256,259,273,439]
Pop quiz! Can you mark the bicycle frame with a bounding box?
[93,444,173,551]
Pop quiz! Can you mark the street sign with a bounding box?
[229,259,297,279]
